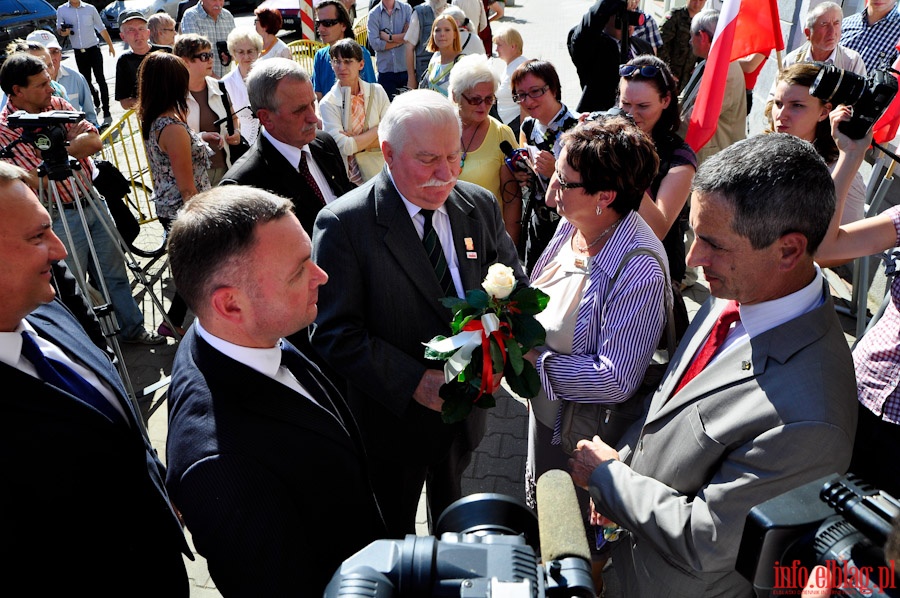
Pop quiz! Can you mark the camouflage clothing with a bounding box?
[659,7,697,93]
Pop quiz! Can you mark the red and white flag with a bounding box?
[685,0,785,151]
[872,42,900,144]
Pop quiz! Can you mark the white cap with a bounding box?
[26,30,61,51]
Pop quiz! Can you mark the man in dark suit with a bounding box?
[311,90,527,537]
[220,58,354,236]
[164,186,385,596]
[0,162,190,595]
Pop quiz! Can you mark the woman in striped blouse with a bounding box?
[524,117,671,568]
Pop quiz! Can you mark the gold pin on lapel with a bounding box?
[464,237,475,251]
[741,360,751,371]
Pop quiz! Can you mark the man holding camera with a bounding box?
[180,0,236,78]
[56,0,115,124]
[0,54,164,345]
[569,134,857,597]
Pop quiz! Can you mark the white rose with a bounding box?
[482,263,516,299]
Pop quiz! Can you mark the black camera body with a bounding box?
[6,109,85,179]
[738,474,900,598]
[584,106,632,123]
[810,64,899,139]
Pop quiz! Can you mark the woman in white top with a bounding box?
[319,39,391,184]
[421,13,463,96]
[492,25,528,138]
[255,7,292,61]
[221,28,262,145]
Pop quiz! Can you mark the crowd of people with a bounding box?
[1,0,900,596]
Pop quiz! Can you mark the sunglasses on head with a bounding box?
[619,64,668,85]
[192,52,214,62]
[316,18,341,27]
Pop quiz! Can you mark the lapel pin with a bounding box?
[464,237,475,251]
[741,360,751,371]
[466,251,478,259]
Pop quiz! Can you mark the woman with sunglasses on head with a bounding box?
[221,28,262,145]
[766,62,865,225]
[138,52,211,337]
[448,54,522,243]
[319,39,391,184]
[618,55,696,303]
[419,13,464,96]
[174,34,241,186]
[254,7,291,60]
[524,118,670,586]
[511,59,580,274]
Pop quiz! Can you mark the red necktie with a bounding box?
[299,151,326,206]
[672,300,741,395]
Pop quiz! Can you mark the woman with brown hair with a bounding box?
[254,7,291,60]
[419,13,463,96]
[138,51,210,337]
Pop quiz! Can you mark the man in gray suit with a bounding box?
[569,133,858,597]
[312,89,526,537]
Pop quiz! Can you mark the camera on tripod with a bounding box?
[810,64,899,140]
[5,109,85,179]
[737,474,900,597]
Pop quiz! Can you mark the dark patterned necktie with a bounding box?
[420,209,456,298]
[299,151,326,206]
[20,331,125,425]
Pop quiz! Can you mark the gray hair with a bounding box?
[690,9,719,39]
[448,54,499,103]
[443,5,473,32]
[805,1,842,29]
[246,57,310,114]
[148,12,175,32]
[379,89,461,153]
[692,133,835,253]
[168,186,294,314]
[227,27,263,55]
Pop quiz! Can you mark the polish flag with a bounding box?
[685,0,784,151]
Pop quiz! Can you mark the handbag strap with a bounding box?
[217,80,236,137]
[606,246,676,359]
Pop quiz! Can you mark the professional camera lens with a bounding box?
[810,65,867,106]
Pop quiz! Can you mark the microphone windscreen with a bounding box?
[499,140,515,157]
[536,469,592,563]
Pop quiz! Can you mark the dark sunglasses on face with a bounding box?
[511,85,550,104]
[461,93,496,107]
[316,18,341,27]
[192,52,214,62]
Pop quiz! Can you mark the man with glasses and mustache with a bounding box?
[311,90,526,538]
[311,0,377,101]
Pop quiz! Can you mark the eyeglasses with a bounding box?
[316,18,341,27]
[461,93,496,107]
[330,58,359,66]
[555,169,585,191]
[192,52,213,62]
[234,49,259,56]
[512,85,549,104]
[160,27,176,32]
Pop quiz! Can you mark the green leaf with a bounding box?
[475,393,496,410]
[423,336,456,361]
[509,287,551,315]
[505,361,542,398]
[441,296,469,312]
[506,339,524,375]
[465,289,490,310]
[489,336,505,375]
[440,381,476,423]
[508,313,547,351]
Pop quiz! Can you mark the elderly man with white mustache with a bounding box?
[311,89,526,538]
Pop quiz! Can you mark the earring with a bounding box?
[596,205,603,216]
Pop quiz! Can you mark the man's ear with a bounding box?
[778,232,810,271]
[210,286,245,324]
[382,140,394,167]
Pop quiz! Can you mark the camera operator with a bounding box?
[0,53,164,345]
[567,132,858,597]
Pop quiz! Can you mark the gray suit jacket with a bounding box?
[589,284,857,597]
[311,169,526,464]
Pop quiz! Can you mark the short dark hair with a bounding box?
[692,133,835,253]
[168,186,294,314]
[316,0,353,38]
[0,52,45,95]
[330,38,363,62]
[254,7,284,35]
[510,59,562,102]
[173,33,211,59]
[560,117,659,215]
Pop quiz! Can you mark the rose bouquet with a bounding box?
[424,264,550,424]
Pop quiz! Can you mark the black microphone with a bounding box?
[213,106,251,129]
[536,469,592,563]
[500,140,547,192]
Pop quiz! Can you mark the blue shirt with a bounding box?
[56,2,105,49]
[840,5,900,72]
[366,0,412,75]
[312,46,378,96]
[57,65,100,128]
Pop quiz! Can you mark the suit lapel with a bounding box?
[309,133,347,196]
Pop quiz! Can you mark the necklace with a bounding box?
[460,119,483,169]
[573,218,623,253]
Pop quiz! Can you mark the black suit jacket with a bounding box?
[311,173,527,464]
[220,130,355,235]
[0,300,189,596]
[165,327,385,596]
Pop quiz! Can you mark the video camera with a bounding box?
[737,474,900,597]
[810,64,898,139]
[324,471,595,597]
[3,110,85,180]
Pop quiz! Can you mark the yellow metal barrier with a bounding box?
[354,14,368,48]
[98,109,156,226]
[288,39,326,74]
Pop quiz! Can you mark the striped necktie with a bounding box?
[420,209,455,298]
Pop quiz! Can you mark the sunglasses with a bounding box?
[619,64,669,87]
[316,18,341,27]
[461,93,496,107]
[512,85,549,104]
[192,52,213,62]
